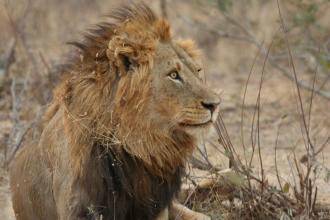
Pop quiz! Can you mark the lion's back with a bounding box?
[10,143,57,220]
[9,109,66,220]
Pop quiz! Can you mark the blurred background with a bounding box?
[0,0,329,219]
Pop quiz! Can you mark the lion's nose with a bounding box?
[201,100,220,114]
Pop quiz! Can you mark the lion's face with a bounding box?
[110,39,219,138]
[148,42,220,133]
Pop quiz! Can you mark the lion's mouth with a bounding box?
[179,120,212,128]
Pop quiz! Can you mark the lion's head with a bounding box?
[48,4,220,176]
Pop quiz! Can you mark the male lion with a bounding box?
[10,4,220,220]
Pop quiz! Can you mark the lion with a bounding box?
[10,4,220,220]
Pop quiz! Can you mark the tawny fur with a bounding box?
[10,3,219,220]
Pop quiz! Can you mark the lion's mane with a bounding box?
[45,4,195,177]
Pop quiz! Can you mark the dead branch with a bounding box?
[0,38,16,90]
[274,119,284,192]
[189,156,217,171]
[241,46,262,169]
[38,51,51,76]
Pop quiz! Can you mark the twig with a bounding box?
[1,38,16,75]
[277,2,320,217]
[189,156,218,171]
[278,0,316,156]
[255,39,274,191]
[274,118,283,192]
[307,59,318,136]
[241,46,262,168]
[39,51,51,76]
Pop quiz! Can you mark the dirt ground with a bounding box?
[0,0,329,219]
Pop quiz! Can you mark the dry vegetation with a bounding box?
[0,0,330,219]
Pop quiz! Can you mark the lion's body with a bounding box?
[11,108,182,220]
[10,4,219,220]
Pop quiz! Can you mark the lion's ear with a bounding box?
[176,39,201,58]
[119,54,136,73]
[106,36,138,76]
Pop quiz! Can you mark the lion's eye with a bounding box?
[168,71,181,81]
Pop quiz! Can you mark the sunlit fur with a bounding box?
[10,3,219,220]
[43,4,218,177]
